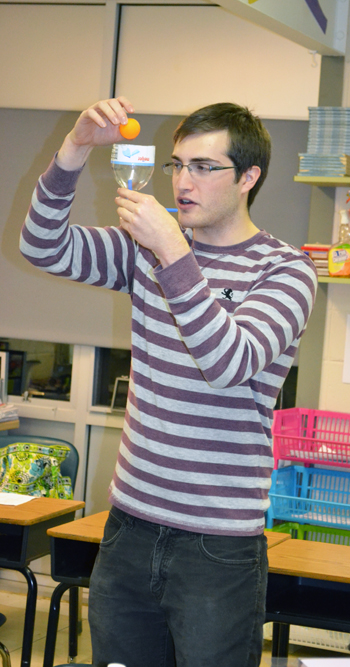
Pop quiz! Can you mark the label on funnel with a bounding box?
[111,144,155,166]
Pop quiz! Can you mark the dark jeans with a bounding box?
[88,506,268,667]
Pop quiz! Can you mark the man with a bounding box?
[20,97,317,667]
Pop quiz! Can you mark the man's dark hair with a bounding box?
[173,102,271,209]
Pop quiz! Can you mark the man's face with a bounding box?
[171,130,244,242]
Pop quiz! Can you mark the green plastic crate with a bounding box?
[270,521,350,545]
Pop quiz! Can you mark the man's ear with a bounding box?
[240,166,261,193]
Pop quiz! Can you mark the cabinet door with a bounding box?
[0,4,105,110]
[114,4,320,117]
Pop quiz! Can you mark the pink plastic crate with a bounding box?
[272,408,350,469]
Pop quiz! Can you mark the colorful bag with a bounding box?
[0,442,73,499]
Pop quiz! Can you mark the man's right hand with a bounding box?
[57,97,134,171]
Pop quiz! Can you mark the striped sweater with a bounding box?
[20,156,317,536]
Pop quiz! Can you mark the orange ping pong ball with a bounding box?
[120,118,141,140]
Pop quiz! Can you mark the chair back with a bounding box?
[0,435,79,491]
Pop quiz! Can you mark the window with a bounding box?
[275,365,298,410]
[0,351,8,403]
[0,338,73,401]
[92,347,131,409]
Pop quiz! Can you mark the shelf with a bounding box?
[318,276,350,284]
[294,175,350,186]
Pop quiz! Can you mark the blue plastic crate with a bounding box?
[266,465,350,529]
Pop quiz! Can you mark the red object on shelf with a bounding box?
[301,244,331,254]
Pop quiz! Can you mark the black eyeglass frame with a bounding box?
[162,162,237,176]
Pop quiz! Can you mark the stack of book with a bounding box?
[298,153,350,177]
[307,107,350,153]
[297,107,350,177]
[301,243,331,276]
[0,403,19,424]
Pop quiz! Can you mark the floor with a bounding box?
[0,590,91,667]
[0,589,349,667]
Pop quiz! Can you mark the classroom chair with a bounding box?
[0,435,80,664]
[0,612,11,667]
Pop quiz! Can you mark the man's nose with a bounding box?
[175,165,194,189]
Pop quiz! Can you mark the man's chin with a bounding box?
[178,212,202,229]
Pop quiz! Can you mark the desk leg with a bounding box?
[19,567,38,667]
[43,583,72,667]
[68,587,81,660]
[271,623,290,658]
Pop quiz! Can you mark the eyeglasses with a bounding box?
[162,162,236,178]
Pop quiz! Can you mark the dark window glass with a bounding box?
[275,366,298,410]
[0,338,73,401]
[93,347,131,409]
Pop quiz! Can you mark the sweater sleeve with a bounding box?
[154,248,317,388]
[20,156,137,293]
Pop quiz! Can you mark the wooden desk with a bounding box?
[264,530,291,549]
[0,497,85,568]
[44,511,108,667]
[0,420,20,431]
[48,510,108,544]
[47,519,290,586]
[266,539,350,658]
[0,497,85,527]
[49,519,290,545]
[0,497,84,667]
[268,538,350,582]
